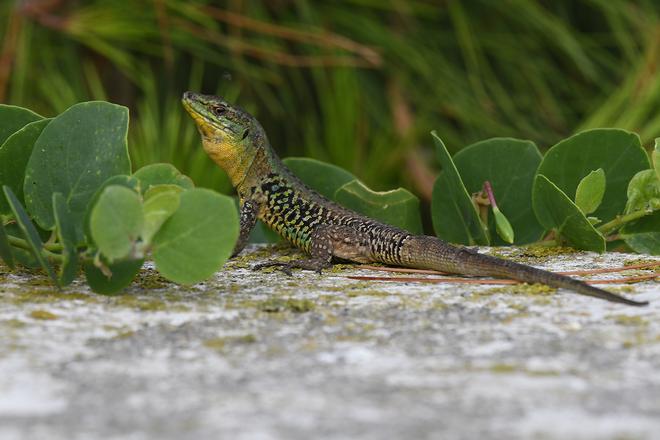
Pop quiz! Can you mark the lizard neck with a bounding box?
[236,140,287,195]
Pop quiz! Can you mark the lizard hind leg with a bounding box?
[253,225,369,275]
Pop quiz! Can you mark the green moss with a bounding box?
[203,337,226,350]
[133,268,171,289]
[114,330,135,339]
[2,319,26,328]
[110,295,188,312]
[624,258,660,271]
[203,334,258,351]
[10,289,96,305]
[488,246,579,264]
[477,283,556,299]
[258,297,315,313]
[608,314,649,327]
[29,310,58,320]
[490,363,517,373]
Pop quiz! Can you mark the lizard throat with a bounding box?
[202,138,255,187]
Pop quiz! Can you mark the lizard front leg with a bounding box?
[232,199,259,257]
[253,225,370,274]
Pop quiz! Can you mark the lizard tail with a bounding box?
[399,236,648,306]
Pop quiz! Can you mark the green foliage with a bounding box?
[151,189,239,285]
[24,102,131,241]
[334,180,423,234]
[90,185,144,262]
[428,128,659,254]
[0,119,50,215]
[574,169,606,215]
[3,186,58,284]
[442,137,543,245]
[132,163,194,194]
[52,193,79,286]
[0,105,42,145]
[283,157,355,199]
[492,207,514,245]
[141,187,181,244]
[0,101,240,294]
[84,258,144,295]
[284,157,423,233]
[431,132,489,246]
[532,175,605,252]
[0,221,14,268]
[536,129,649,222]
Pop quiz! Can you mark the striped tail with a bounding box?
[399,236,648,307]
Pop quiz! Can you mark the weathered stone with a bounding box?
[0,245,659,439]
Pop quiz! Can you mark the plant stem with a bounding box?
[7,235,64,262]
[597,209,654,236]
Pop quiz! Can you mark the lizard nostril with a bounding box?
[241,129,250,140]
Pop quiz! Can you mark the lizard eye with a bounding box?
[211,104,227,117]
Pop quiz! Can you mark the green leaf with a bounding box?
[132,163,194,194]
[52,193,79,286]
[430,131,489,245]
[536,129,649,222]
[0,105,43,146]
[492,206,514,244]
[90,185,144,262]
[449,137,543,244]
[574,168,606,215]
[23,101,130,240]
[622,232,660,256]
[334,180,423,234]
[84,258,144,295]
[653,138,660,181]
[532,175,605,252]
[83,174,140,243]
[0,119,51,215]
[142,188,181,244]
[0,221,14,268]
[621,169,660,235]
[3,186,58,284]
[283,157,356,199]
[152,188,239,285]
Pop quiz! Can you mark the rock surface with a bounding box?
[1,245,659,440]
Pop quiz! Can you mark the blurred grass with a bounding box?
[1,0,659,198]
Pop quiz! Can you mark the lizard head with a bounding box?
[182,91,262,186]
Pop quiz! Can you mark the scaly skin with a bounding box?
[182,91,648,307]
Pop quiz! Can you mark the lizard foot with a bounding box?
[253,258,332,276]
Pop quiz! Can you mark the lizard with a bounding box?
[181,91,648,307]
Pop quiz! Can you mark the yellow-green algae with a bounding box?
[487,245,579,264]
[203,334,258,351]
[608,314,649,327]
[29,310,58,320]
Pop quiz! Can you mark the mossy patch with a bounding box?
[487,245,578,262]
[133,268,172,289]
[29,309,58,320]
[257,298,315,313]
[608,314,649,327]
[8,289,96,305]
[477,283,556,299]
[2,318,27,328]
[203,334,258,351]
